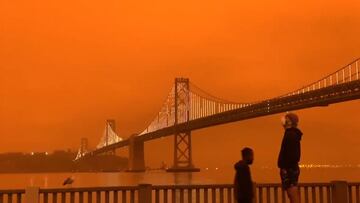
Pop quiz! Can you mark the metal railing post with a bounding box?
[252,182,257,203]
[138,184,152,203]
[331,180,349,203]
[25,187,39,203]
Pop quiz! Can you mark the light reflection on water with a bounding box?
[0,167,359,189]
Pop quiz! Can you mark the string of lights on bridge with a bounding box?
[75,58,360,160]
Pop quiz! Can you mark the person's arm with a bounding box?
[238,167,253,198]
[278,137,287,168]
[234,163,240,201]
[234,169,239,200]
[286,133,301,164]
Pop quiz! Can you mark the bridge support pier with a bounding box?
[167,131,200,172]
[127,136,145,172]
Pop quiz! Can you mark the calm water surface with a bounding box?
[0,167,359,189]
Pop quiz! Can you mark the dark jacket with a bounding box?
[277,127,303,169]
[234,160,253,202]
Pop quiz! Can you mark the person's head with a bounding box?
[281,112,299,129]
[241,147,254,165]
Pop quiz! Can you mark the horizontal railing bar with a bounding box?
[152,184,234,190]
[256,183,332,187]
[348,182,360,186]
[39,186,138,193]
[0,190,25,194]
[36,182,338,194]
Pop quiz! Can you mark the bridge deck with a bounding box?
[85,79,360,157]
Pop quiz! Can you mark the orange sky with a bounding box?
[1,0,360,168]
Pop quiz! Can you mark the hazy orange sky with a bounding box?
[1,0,360,169]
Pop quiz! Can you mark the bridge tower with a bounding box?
[106,119,116,155]
[167,78,200,172]
[80,138,88,154]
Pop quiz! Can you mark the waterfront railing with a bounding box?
[1,181,359,203]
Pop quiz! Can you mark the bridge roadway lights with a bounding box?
[127,135,146,172]
[166,167,200,172]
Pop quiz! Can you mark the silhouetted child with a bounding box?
[234,147,254,203]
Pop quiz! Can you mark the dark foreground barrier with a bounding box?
[1,181,359,203]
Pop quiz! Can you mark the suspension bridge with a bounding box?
[75,58,360,172]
